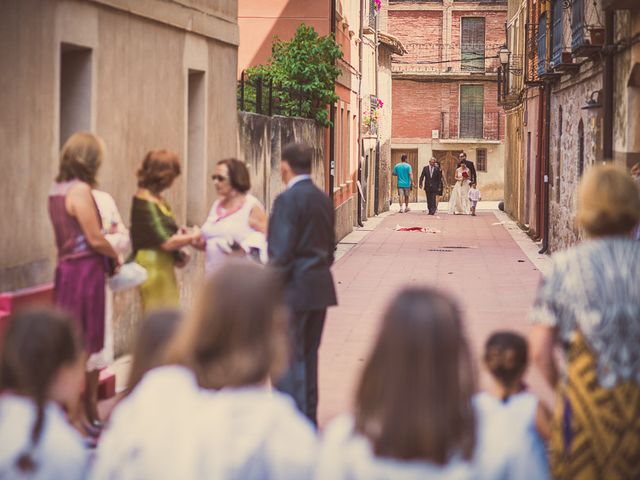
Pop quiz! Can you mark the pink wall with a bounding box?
[238,0,331,76]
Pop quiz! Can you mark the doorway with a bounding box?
[390,149,419,204]
[432,150,463,201]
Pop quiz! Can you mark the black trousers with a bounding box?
[276,308,327,426]
[425,188,438,214]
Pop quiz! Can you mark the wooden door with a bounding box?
[390,149,419,204]
[433,150,462,201]
[366,148,375,218]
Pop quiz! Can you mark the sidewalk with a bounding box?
[318,203,553,427]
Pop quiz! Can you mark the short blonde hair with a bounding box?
[56,132,105,186]
[576,164,640,237]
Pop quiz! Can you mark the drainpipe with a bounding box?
[329,0,337,200]
[603,9,615,161]
[373,9,380,215]
[357,0,365,226]
[538,83,551,255]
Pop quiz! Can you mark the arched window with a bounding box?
[578,119,585,178]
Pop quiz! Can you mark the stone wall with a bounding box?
[549,67,603,252]
[237,112,325,212]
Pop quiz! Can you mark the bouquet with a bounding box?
[462,171,469,179]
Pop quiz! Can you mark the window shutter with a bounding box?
[460,85,484,138]
[551,0,563,66]
[538,13,547,76]
[461,18,486,72]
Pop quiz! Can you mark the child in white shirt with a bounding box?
[473,331,551,480]
[0,309,88,479]
[468,183,481,216]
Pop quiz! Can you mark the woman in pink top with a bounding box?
[48,132,120,429]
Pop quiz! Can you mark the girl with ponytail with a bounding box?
[0,309,88,479]
[473,331,551,479]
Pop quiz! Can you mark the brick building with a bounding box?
[389,0,507,202]
[502,0,640,252]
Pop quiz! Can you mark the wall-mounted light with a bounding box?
[499,44,510,67]
[582,90,602,110]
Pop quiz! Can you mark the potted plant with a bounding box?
[589,27,605,46]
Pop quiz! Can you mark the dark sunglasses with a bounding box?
[211,174,228,182]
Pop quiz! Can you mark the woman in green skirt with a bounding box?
[130,150,201,311]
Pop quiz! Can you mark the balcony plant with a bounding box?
[363,98,383,134]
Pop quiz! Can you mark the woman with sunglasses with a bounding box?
[199,159,267,275]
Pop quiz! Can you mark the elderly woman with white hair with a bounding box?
[529,164,640,480]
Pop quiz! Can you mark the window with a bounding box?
[344,108,350,183]
[459,85,484,138]
[369,0,376,30]
[537,13,547,76]
[60,44,92,147]
[551,0,564,67]
[461,18,486,72]
[571,0,585,51]
[476,149,487,172]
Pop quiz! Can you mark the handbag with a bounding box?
[108,262,148,292]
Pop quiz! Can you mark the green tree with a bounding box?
[245,24,343,127]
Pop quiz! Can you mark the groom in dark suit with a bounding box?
[419,157,442,215]
[459,152,477,185]
[268,143,337,426]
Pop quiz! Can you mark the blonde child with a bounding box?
[468,183,481,216]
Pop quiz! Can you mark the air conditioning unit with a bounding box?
[432,129,440,139]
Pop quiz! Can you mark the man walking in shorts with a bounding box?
[393,154,413,213]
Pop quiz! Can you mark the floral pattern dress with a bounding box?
[530,237,640,480]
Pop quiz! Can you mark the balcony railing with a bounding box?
[237,72,308,118]
[439,112,503,141]
[369,0,376,30]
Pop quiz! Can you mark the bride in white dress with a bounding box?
[448,162,471,215]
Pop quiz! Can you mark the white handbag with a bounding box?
[108,262,148,292]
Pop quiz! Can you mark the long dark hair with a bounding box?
[0,309,83,472]
[484,331,528,402]
[355,288,476,464]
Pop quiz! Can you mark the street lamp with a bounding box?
[499,44,510,67]
[498,44,510,101]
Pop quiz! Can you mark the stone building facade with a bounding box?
[389,0,507,202]
[502,0,640,251]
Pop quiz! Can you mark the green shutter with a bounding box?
[461,18,486,72]
[460,85,484,138]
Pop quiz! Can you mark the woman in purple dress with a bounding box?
[49,132,120,428]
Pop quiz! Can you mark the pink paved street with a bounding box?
[317,207,552,427]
